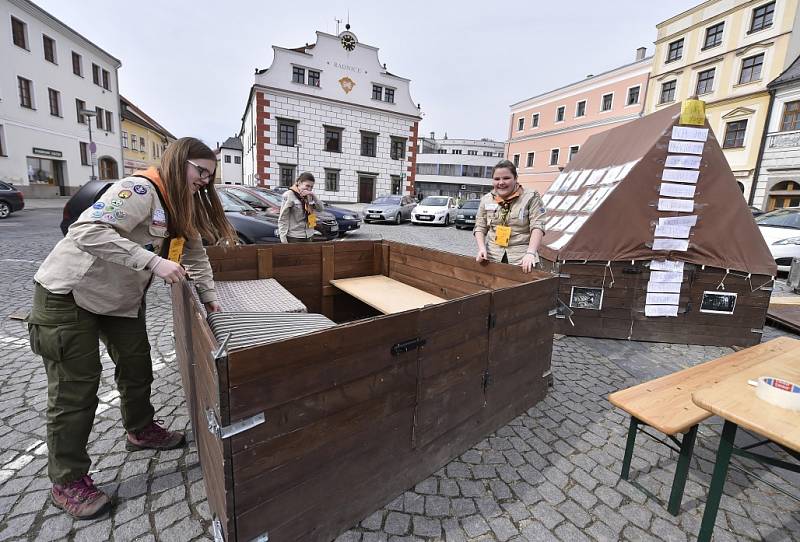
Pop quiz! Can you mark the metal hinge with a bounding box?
[482,368,493,392]
[206,409,266,439]
[212,518,224,542]
[750,328,764,334]
[213,332,232,360]
[391,337,426,355]
[488,314,497,329]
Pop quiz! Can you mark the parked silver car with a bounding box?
[363,195,417,224]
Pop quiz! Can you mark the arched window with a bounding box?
[767,180,800,210]
[99,157,118,180]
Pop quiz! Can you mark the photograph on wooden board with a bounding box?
[569,286,604,310]
[700,291,737,314]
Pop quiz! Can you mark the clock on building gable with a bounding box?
[340,31,357,51]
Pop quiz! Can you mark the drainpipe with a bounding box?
[748,89,776,207]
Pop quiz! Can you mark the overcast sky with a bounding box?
[36,0,700,146]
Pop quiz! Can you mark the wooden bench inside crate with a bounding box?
[330,275,446,314]
[608,337,798,515]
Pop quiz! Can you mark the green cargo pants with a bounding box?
[28,283,155,484]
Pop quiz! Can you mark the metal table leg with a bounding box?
[698,420,738,542]
[668,424,698,516]
[621,417,639,480]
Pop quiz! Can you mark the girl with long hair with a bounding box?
[28,137,234,519]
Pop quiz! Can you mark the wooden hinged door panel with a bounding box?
[172,282,235,541]
[413,292,492,448]
[487,280,556,416]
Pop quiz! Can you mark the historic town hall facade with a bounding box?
[240,27,421,202]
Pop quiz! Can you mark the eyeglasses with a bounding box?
[187,159,215,181]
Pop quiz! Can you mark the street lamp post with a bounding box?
[80,109,98,181]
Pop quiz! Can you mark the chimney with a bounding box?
[430,131,435,140]
[636,47,647,61]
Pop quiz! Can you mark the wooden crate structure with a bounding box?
[537,102,776,347]
[172,240,557,541]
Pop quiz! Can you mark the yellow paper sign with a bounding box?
[307,213,317,228]
[680,99,706,126]
[495,225,511,247]
[167,237,185,263]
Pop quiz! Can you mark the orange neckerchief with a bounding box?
[493,185,523,226]
[493,185,523,206]
[133,167,171,209]
[290,186,314,217]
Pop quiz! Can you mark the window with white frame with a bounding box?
[703,22,724,49]
[122,131,128,148]
[666,39,684,63]
[11,16,27,49]
[749,1,775,33]
[569,145,579,161]
[601,93,613,112]
[526,152,534,167]
[72,52,83,76]
[659,80,676,104]
[18,77,33,109]
[739,53,764,84]
[43,35,56,64]
[512,154,520,167]
[627,86,640,105]
[696,68,715,95]
[279,164,296,187]
[48,88,61,117]
[550,148,560,166]
[576,100,586,117]
[531,113,539,127]
[556,106,565,122]
[518,117,525,131]
[325,169,340,191]
[292,66,305,84]
[224,155,231,163]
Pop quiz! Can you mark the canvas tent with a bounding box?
[538,102,776,347]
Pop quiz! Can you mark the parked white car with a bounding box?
[756,207,800,272]
[411,196,458,226]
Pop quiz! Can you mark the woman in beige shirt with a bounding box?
[474,160,546,273]
[277,172,325,243]
[29,137,235,520]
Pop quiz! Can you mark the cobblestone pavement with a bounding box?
[1,208,799,541]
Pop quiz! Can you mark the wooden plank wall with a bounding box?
[551,260,772,347]
[171,282,236,541]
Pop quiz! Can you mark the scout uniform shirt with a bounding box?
[277,189,325,242]
[34,177,216,318]
[474,186,547,265]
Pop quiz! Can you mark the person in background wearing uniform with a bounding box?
[277,172,325,243]
[28,137,235,519]
[474,160,546,273]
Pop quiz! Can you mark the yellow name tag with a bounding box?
[495,225,511,247]
[167,237,185,263]
[680,99,706,126]
[307,213,317,228]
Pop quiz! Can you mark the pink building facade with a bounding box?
[507,50,653,194]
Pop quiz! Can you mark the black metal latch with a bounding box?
[391,337,426,356]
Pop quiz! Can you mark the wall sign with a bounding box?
[700,291,737,314]
[569,286,604,310]
[32,147,62,158]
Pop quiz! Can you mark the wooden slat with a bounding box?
[321,245,334,317]
[257,247,273,279]
[609,337,800,435]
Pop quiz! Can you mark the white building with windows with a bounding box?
[414,134,504,200]
[0,0,122,196]
[216,135,243,184]
[239,25,421,203]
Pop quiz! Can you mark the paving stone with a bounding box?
[151,485,185,511]
[520,520,559,542]
[8,489,48,516]
[554,521,591,542]
[384,512,410,535]
[362,533,388,542]
[489,516,518,541]
[451,498,476,517]
[650,517,688,541]
[438,479,460,497]
[530,501,564,530]
[73,519,112,542]
[535,480,566,505]
[35,514,73,541]
[154,501,190,531]
[567,484,597,509]
[403,492,424,514]
[461,514,490,538]
[0,514,36,541]
[424,495,449,517]
[441,518,466,542]
[158,516,204,542]
[361,510,384,530]
[415,477,437,495]
[412,516,441,538]
[457,479,485,498]
[501,500,530,523]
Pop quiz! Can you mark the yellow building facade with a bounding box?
[120,95,175,176]
[644,0,800,199]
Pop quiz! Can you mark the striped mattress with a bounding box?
[207,312,336,351]
[193,278,307,314]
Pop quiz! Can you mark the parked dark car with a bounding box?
[60,180,280,244]
[220,185,339,240]
[455,200,480,229]
[0,181,25,219]
[322,203,361,236]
